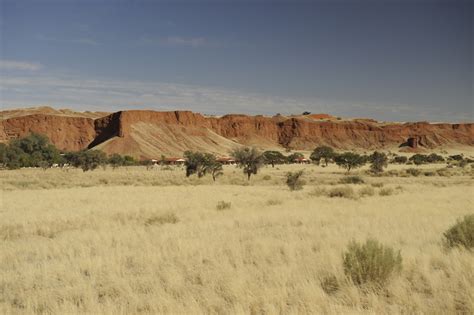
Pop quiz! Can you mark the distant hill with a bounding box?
[1,107,473,159]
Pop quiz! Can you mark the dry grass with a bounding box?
[0,164,473,314]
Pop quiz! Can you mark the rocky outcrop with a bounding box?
[0,114,96,151]
[1,109,473,157]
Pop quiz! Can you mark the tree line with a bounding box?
[0,133,139,171]
[0,134,470,178]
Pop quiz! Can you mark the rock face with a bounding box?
[1,108,473,158]
[0,114,96,151]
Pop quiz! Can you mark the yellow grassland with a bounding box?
[1,164,473,314]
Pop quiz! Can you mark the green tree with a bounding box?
[231,147,263,180]
[287,152,304,163]
[2,133,61,169]
[409,154,428,166]
[123,155,136,166]
[208,161,224,181]
[369,151,388,173]
[262,150,286,167]
[108,153,124,169]
[310,145,335,166]
[391,156,408,164]
[184,151,218,178]
[69,150,107,172]
[426,153,445,163]
[334,152,366,173]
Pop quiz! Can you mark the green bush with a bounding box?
[339,175,365,184]
[285,170,305,191]
[391,156,408,164]
[342,239,402,286]
[216,201,232,211]
[443,215,474,250]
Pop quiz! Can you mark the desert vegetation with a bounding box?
[1,135,473,314]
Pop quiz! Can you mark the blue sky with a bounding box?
[0,0,472,121]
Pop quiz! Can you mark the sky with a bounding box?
[0,0,472,122]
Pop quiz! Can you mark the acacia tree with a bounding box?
[262,150,286,167]
[334,152,366,173]
[287,152,304,163]
[184,151,220,179]
[108,153,124,169]
[231,147,263,180]
[310,145,335,166]
[67,150,107,172]
[208,161,223,181]
[369,151,388,173]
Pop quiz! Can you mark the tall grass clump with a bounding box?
[144,213,179,226]
[285,170,305,191]
[216,200,232,211]
[443,214,474,250]
[328,186,355,199]
[339,175,365,184]
[405,168,422,177]
[359,186,375,197]
[342,239,402,286]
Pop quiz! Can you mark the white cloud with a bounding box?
[0,73,316,115]
[0,60,43,71]
[164,36,207,47]
[37,34,99,46]
[140,36,212,48]
[1,73,468,122]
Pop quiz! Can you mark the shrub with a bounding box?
[405,168,422,177]
[448,154,463,161]
[308,187,327,197]
[339,175,365,184]
[144,213,179,226]
[262,175,271,181]
[216,201,232,211]
[391,156,408,164]
[342,239,402,286]
[371,182,384,188]
[379,188,394,196]
[427,153,445,163]
[409,154,429,165]
[266,199,282,206]
[320,274,339,295]
[328,186,355,199]
[359,186,375,197]
[443,215,474,250]
[423,171,436,177]
[286,170,305,191]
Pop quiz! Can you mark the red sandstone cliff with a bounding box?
[1,108,473,158]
